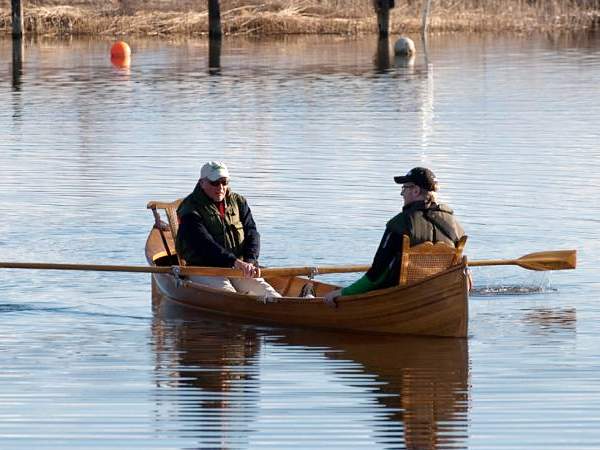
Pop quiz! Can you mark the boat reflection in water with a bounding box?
[522,307,577,336]
[151,290,470,449]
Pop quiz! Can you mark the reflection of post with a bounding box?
[208,37,222,75]
[11,0,24,38]
[374,36,390,72]
[12,36,23,91]
[208,0,222,40]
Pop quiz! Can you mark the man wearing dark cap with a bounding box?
[324,167,466,307]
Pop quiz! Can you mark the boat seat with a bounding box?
[399,235,467,286]
[147,199,183,264]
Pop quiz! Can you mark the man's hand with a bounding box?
[323,289,342,308]
[234,259,260,278]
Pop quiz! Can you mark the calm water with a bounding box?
[1,33,600,449]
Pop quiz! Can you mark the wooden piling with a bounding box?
[422,0,432,35]
[208,0,222,40]
[11,0,24,38]
[374,0,394,38]
[375,37,390,72]
[208,37,222,75]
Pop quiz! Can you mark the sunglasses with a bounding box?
[208,178,229,187]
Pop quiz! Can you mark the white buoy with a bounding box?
[395,54,415,69]
[394,37,416,56]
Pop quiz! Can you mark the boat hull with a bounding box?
[146,228,468,337]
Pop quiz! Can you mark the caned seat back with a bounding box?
[399,235,467,286]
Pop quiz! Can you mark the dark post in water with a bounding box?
[374,0,395,38]
[208,0,222,40]
[11,0,24,38]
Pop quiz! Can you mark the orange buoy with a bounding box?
[110,41,131,60]
[111,55,131,69]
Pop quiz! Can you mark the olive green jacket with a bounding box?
[341,200,465,296]
[175,184,260,267]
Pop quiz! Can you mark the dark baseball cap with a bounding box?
[394,167,438,191]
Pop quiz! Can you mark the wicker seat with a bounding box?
[399,235,467,286]
[147,199,183,264]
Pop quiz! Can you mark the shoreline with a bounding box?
[1,4,599,37]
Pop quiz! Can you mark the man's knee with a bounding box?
[189,275,236,292]
[231,278,281,297]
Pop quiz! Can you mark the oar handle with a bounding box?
[469,259,516,267]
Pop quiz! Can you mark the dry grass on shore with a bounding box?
[1,0,599,36]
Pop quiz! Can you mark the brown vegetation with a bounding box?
[0,0,599,36]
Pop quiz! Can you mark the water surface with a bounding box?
[1,32,600,449]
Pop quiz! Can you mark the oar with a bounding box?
[0,249,576,279]
[0,262,265,278]
[468,249,577,271]
[300,249,577,273]
[0,261,369,278]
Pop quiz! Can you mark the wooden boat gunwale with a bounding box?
[146,227,469,338]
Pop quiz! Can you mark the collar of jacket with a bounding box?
[402,200,431,213]
[402,200,454,215]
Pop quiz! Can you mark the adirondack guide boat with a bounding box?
[0,200,574,339]
[146,199,470,338]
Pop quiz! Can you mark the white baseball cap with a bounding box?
[200,161,230,181]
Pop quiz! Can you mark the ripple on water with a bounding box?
[1,32,600,449]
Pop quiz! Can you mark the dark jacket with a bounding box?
[175,184,260,267]
[342,200,465,295]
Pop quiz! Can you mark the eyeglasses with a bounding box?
[208,178,229,187]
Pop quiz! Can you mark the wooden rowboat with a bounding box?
[145,226,469,338]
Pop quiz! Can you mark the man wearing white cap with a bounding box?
[176,161,280,297]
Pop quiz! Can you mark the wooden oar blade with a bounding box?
[516,250,577,271]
